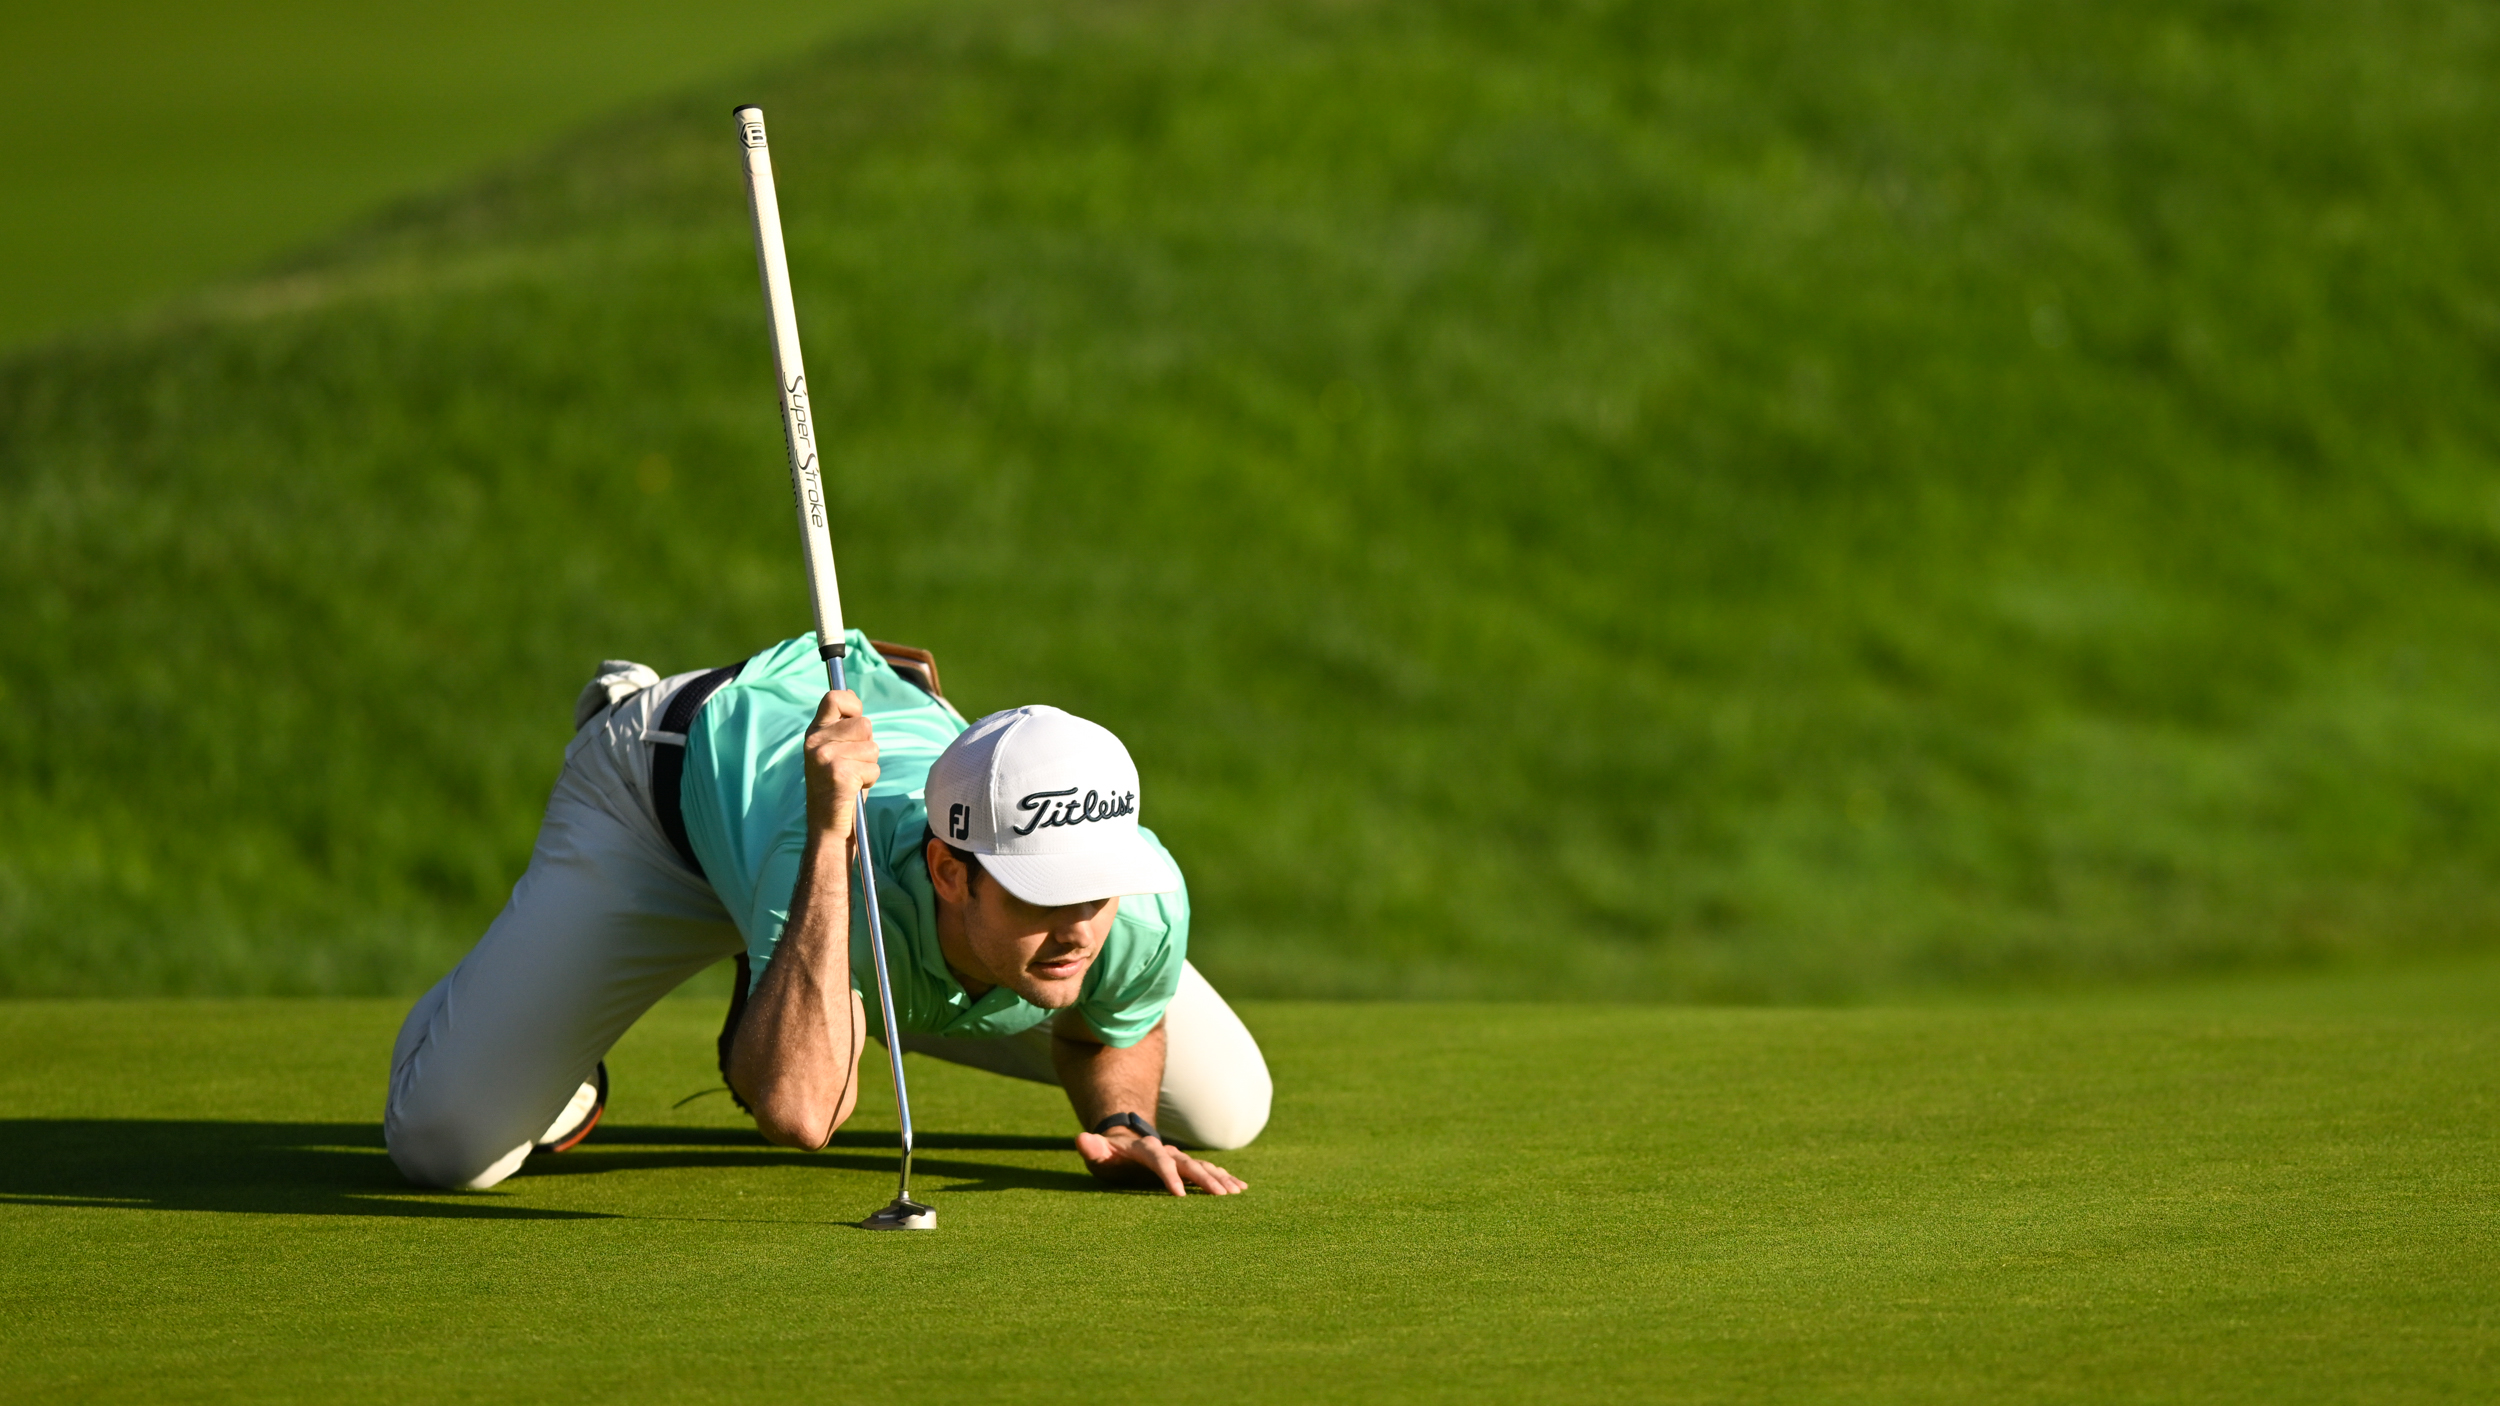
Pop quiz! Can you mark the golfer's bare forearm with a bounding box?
[729,830,862,1147]
[1053,1020,1167,1132]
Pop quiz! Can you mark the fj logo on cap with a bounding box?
[1011,787,1138,836]
[947,803,970,842]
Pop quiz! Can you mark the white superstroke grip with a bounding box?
[735,105,848,658]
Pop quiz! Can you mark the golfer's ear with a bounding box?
[926,837,966,903]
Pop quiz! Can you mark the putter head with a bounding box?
[860,1197,937,1231]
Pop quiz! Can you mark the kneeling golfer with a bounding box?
[384,632,1266,1198]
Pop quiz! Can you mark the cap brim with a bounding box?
[978,831,1182,907]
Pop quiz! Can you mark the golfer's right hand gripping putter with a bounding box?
[735,102,935,1232]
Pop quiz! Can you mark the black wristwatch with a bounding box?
[1090,1111,1164,1143]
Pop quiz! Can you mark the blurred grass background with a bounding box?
[0,0,950,348]
[4,0,2498,1000]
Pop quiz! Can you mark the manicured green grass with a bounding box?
[1966,946,2500,1020]
[7,0,2500,1000]
[0,0,956,348]
[1,997,2492,1401]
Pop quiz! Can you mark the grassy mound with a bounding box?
[0,0,940,347]
[4,0,2499,997]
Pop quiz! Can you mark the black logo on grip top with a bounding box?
[1010,787,1137,836]
[741,119,767,149]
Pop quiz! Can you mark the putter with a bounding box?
[735,103,935,1232]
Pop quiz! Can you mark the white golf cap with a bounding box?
[925,705,1182,907]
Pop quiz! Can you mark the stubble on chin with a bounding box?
[1016,950,1096,1010]
[1016,979,1085,1011]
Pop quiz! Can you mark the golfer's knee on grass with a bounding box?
[384,1060,533,1189]
[1171,1102,1268,1152]
[1160,1064,1273,1151]
[1157,964,1273,1150]
[386,1107,533,1191]
[385,982,534,1189]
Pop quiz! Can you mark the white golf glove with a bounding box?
[574,659,662,730]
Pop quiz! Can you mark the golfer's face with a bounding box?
[964,882,1119,1010]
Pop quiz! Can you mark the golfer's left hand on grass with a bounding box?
[1076,1128,1248,1196]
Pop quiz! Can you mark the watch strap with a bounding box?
[1090,1111,1163,1143]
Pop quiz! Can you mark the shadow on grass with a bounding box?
[0,1120,1096,1217]
[528,1125,1098,1195]
[0,1120,605,1220]
[590,1124,1071,1153]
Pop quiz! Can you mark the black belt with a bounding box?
[650,663,744,878]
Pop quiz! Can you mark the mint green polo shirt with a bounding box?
[680,632,1188,1048]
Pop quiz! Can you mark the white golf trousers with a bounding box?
[384,668,1274,1191]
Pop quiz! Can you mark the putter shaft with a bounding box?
[737,103,930,1228]
[827,652,917,1210]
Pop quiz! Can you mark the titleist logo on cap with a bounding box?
[1013,787,1138,836]
[924,704,1183,905]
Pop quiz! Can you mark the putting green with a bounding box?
[2,998,2491,1401]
